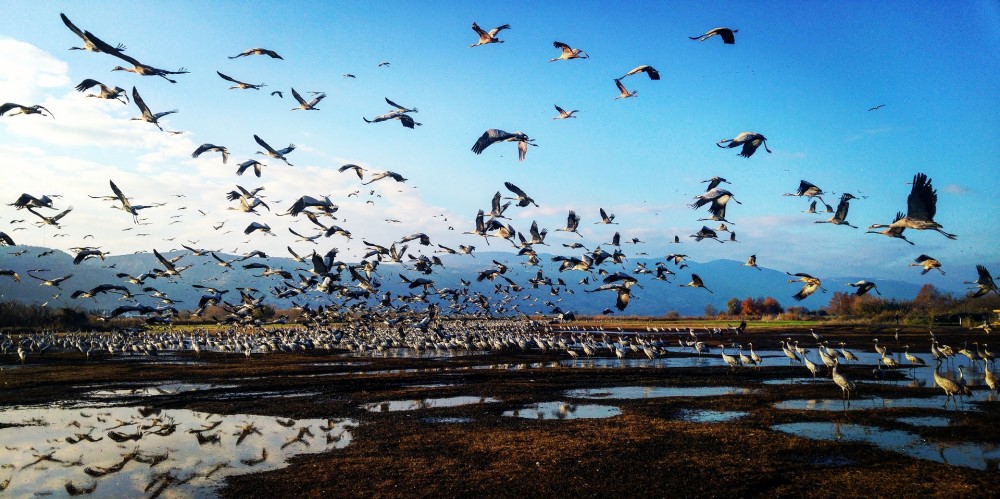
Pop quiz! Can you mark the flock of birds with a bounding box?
[0,13,997,328]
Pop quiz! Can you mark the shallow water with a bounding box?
[674,409,748,423]
[565,385,755,400]
[503,402,621,420]
[772,422,1000,471]
[362,396,498,412]
[774,396,982,412]
[0,404,357,497]
[894,416,951,427]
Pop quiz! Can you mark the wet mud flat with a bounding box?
[1,325,998,497]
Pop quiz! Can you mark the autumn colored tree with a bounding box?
[761,296,784,315]
[825,292,856,315]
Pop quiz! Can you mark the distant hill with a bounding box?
[0,246,973,318]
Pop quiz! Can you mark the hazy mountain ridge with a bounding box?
[0,246,976,317]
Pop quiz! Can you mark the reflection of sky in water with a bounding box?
[773,422,1000,471]
[503,402,621,420]
[565,386,755,399]
[0,405,356,497]
[675,409,748,423]
[774,397,982,412]
[362,396,497,412]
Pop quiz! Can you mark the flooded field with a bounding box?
[1,324,998,496]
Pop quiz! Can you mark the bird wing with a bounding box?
[615,79,627,94]
[290,88,308,106]
[216,71,239,84]
[398,114,418,128]
[109,180,131,209]
[153,249,174,270]
[253,134,277,154]
[86,29,139,65]
[60,13,86,39]
[907,172,937,221]
[504,181,527,198]
[74,79,102,92]
[131,87,151,117]
[472,129,508,154]
[489,24,510,36]
[471,22,488,37]
[385,97,406,111]
[719,28,737,44]
[553,41,572,53]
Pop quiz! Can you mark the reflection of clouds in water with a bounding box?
[0,405,356,497]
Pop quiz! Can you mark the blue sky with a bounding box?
[1,1,998,299]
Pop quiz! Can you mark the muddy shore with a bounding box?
[2,324,998,497]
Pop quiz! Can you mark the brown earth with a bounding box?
[2,324,998,497]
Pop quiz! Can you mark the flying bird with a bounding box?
[680,274,713,293]
[867,173,957,241]
[868,104,886,111]
[553,105,579,119]
[82,29,188,82]
[254,134,295,165]
[690,226,723,243]
[471,129,536,161]
[787,272,826,301]
[130,87,177,131]
[27,206,73,227]
[613,79,637,100]
[910,254,945,275]
[847,280,880,296]
[689,27,739,44]
[192,144,229,163]
[784,180,827,206]
[229,48,283,59]
[74,79,128,104]
[965,265,998,298]
[619,65,660,80]
[236,159,265,177]
[216,71,265,90]
[60,12,126,53]
[503,182,538,207]
[362,170,407,185]
[290,88,325,111]
[10,194,55,210]
[554,210,583,237]
[717,132,770,158]
[338,164,367,180]
[0,103,53,118]
[470,22,510,47]
[549,41,589,62]
[815,193,858,228]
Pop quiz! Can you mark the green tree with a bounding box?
[726,297,741,316]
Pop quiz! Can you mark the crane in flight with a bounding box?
[470,22,510,47]
[717,132,770,158]
[472,129,536,161]
[689,27,739,44]
[867,173,957,241]
[254,134,295,165]
[549,41,588,62]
